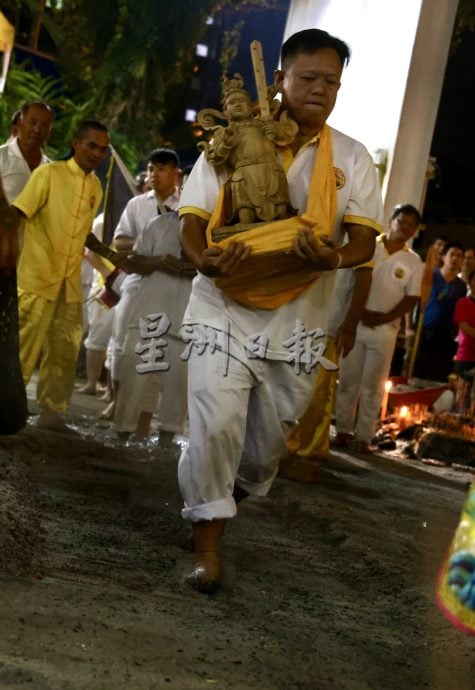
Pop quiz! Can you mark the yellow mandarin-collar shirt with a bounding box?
[13,158,102,303]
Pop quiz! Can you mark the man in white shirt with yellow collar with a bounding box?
[333,203,424,453]
[178,28,383,593]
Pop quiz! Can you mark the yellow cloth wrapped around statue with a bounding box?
[206,124,337,309]
[436,483,475,635]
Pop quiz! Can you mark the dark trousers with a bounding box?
[412,328,457,382]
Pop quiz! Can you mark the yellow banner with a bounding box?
[0,12,14,53]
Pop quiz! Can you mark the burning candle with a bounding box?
[398,405,409,430]
[380,379,393,421]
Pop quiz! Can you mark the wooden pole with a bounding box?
[250,40,270,118]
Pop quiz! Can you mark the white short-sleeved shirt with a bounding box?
[0,138,50,203]
[179,126,384,360]
[113,189,180,241]
[117,212,192,338]
[364,235,424,328]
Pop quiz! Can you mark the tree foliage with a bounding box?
[0,60,90,157]
[452,0,475,50]
[2,0,287,168]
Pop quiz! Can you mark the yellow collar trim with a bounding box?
[379,233,410,254]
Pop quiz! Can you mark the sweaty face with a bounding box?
[18,105,53,148]
[388,213,419,243]
[224,92,252,121]
[147,162,178,198]
[73,129,110,174]
[276,48,342,130]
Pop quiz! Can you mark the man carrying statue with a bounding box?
[178,28,384,593]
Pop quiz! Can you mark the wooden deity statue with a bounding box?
[197,43,298,238]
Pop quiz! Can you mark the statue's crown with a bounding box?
[221,73,246,99]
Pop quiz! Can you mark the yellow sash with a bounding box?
[286,336,338,461]
[206,124,337,309]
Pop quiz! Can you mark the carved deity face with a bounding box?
[224,91,253,121]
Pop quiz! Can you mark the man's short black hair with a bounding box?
[73,119,109,140]
[147,148,180,168]
[442,240,464,255]
[21,101,54,119]
[281,29,350,70]
[390,203,421,224]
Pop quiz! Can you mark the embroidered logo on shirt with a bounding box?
[394,267,405,279]
[333,167,346,190]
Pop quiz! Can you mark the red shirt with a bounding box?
[454,296,475,361]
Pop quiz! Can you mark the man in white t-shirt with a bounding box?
[96,148,181,419]
[0,101,54,254]
[0,101,53,202]
[333,204,424,452]
[178,28,384,593]
[113,148,181,252]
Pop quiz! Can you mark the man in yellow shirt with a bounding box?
[10,120,128,432]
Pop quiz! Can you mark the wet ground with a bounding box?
[0,379,474,689]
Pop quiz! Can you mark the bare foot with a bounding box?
[98,389,112,403]
[76,383,97,396]
[36,410,79,435]
[99,400,115,421]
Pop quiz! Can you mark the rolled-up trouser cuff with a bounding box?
[235,474,275,497]
[181,497,237,522]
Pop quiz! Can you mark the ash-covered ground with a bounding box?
[0,382,474,690]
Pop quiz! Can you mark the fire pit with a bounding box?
[374,411,475,469]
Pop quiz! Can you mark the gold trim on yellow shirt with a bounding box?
[178,206,210,221]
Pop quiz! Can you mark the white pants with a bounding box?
[178,337,316,522]
[84,300,115,351]
[114,329,188,434]
[334,323,398,443]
